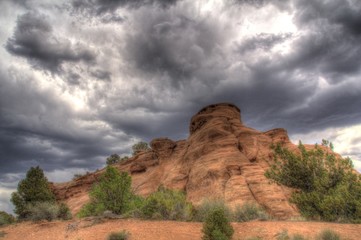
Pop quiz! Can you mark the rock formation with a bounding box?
[53,103,307,219]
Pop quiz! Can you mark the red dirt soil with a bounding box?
[1,219,360,240]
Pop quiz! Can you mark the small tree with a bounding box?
[11,166,56,219]
[106,154,121,165]
[88,166,133,215]
[132,142,150,155]
[106,154,129,165]
[202,207,234,240]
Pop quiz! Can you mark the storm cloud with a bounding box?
[1,0,361,213]
[72,0,181,15]
[6,12,96,74]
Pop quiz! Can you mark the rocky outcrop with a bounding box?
[53,103,306,219]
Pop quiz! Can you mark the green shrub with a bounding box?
[132,142,150,155]
[316,229,341,240]
[78,202,105,218]
[194,199,232,222]
[25,201,72,221]
[202,207,234,240]
[78,166,135,217]
[106,154,127,165]
[58,203,72,220]
[265,141,361,222]
[0,211,15,226]
[26,202,59,221]
[141,186,193,220]
[11,166,56,219]
[107,230,130,240]
[233,202,268,222]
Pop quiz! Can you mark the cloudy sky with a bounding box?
[1,0,361,213]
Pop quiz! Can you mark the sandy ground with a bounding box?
[1,219,360,240]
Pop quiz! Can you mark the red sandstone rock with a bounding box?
[52,103,341,219]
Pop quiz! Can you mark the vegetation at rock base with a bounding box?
[79,166,133,217]
[25,201,72,221]
[141,186,193,220]
[0,211,15,226]
[194,199,232,222]
[11,166,55,219]
[202,206,234,240]
[78,167,193,221]
[265,140,361,222]
[233,202,268,222]
[10,166,71,221]
[132,141,150,155]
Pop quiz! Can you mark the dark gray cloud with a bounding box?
[230,0,291,10]
[294,0,361,35]
[288,1,361,83]
[95,0,361,139]
[5,12,96,74]
[72,0,181,16]
[123,13,226,89]
[0,67,131,185]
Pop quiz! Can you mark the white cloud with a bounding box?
[291,124,361,172]
[0,187,15,214]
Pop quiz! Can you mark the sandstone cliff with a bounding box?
[53,103,308,219]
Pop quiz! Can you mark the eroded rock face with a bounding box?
[53,103,302,219]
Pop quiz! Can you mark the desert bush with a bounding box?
[202,207,234,240]
[141,186,193,220]
[0,211,15,226]
[78,166,134,217]
[58,203,72,220]
[11,166,56,219]
[25,201,71,221]
[233,202,268,222]
[265,141,361,222]
[132,142,150,155]
[106,154,121,165]
[26,202,59,221]
[316,229,341,240]
[106,154,129,165]
[107,230,130,240]
[246,237,263,240]
[78,202,105,218]
[194,199,232,222]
